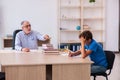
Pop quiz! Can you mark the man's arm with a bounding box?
[15,34,30,52]
[36,32,50,41]
[15,34,22,51]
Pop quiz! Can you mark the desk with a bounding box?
[2,37,50,48]
[0,50,92,80]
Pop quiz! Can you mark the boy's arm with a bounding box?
[80,37,92,58]
[68,50,81,57]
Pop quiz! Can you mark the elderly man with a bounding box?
[15,20,50,52]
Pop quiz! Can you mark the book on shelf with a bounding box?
[60,43,81,52]
[83,25,90,30]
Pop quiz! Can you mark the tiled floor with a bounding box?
[91,53,120,80]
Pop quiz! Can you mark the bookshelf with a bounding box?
[58,0,105,51]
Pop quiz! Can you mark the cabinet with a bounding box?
[58,0,105,50]
[3,37,13,48]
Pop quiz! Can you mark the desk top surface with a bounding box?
[0,50,93,66]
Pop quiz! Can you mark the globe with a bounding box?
[76,26,81,30]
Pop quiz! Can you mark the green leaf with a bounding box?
[89,0,95,3]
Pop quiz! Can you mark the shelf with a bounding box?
[83,6,103,8]
[60,41,104,44]
[60,18,104,21]
[90,30,104,32]
[61,5,81,8]
[4,37,12,39]
[82,29,104,32]
[58,0,105,50]
[60,30,81,32]
[83,18,104,20]
[60,40,80,44]
[60,18,81,20]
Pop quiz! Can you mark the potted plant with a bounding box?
[89,0,95,3]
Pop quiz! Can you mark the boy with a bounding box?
[69,30,108,73]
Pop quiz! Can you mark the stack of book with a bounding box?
[42,44,53,49]
[42,44,59,54]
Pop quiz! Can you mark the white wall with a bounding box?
[0,0,119,51]
[0,0,58,48]
[105,0,119,51]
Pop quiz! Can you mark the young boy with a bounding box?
[69,30,108,73]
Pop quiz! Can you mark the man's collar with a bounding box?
[23,31,32,35]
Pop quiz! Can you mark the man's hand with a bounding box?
[44,34,50,40]
[22,48,30,52]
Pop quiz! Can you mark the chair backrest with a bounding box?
[12,29,22,50]
[104,50,115,75]
[0,72,5,80]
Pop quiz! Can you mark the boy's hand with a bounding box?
[80,37,86,45]
[68,51,74,57]
[68,50,81,57]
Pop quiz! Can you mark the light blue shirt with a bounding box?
[15,30,45,51]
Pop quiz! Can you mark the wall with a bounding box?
[105,0,119,51]
[0,0,119,51]
[0,0,58,49]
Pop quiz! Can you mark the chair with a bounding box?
[91,50,115,80]
[12,29,22,50]
[0,72,5,80]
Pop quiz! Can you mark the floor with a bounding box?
[91,53,120,80]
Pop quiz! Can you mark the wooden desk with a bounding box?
[0,50,92,80]
[2,37,50,48]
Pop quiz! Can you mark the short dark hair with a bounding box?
[79,30,93,40]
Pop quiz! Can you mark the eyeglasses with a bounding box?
[23,24,31,28]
